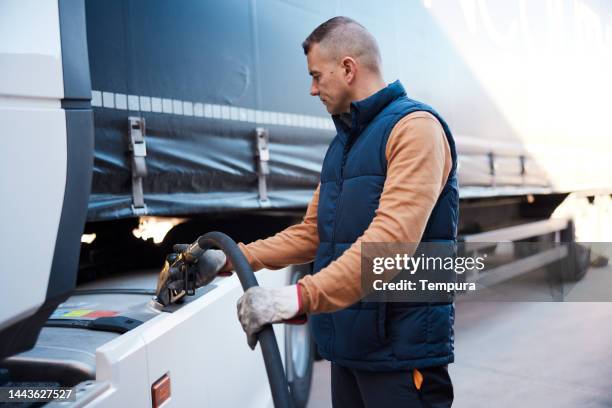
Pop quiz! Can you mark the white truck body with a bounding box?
[0,0,67,334]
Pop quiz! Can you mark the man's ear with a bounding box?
[341,57,358,84]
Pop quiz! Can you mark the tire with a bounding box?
[285,265,314,408]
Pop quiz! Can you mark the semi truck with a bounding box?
[1,0,611,406]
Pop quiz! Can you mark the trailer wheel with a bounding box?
[285,266,314,408]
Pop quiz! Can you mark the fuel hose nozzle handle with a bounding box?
[154,240,205,306]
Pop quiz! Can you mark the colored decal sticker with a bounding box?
[50,310,66,318]
[62,309,94,317]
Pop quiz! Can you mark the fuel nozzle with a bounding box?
[154,241,205,307]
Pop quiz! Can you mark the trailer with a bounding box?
[1,0,611,406]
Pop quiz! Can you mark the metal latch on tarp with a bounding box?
[128,117,148,215]
[254,127,271,206]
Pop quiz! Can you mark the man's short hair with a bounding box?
[302,16,382,73]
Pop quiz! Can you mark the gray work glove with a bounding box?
[166,244,228,291]
[237,285,303,349]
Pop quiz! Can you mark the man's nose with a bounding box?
[310,82,319,96]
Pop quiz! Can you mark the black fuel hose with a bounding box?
[195,231,293,408]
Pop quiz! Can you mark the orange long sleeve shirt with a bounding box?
[234,111,452,314]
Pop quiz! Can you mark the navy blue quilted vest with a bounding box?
[311,80,459,371]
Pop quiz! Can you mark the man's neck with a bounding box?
[350,77,387,104]
[339,76,387,114]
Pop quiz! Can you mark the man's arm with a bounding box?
[227,184,321,271]
[297,111,452,314]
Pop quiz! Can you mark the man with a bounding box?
[170,16,458,407]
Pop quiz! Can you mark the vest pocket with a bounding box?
[331,307,385,359]
[387,304,430,360]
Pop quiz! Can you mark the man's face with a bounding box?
[307,43,351,115]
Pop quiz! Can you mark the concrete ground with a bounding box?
[307,264,612,407]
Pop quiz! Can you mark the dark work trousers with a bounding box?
[331,363,453,408]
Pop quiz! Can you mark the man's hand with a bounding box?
[166,244,228,291]
[237,285,302,349]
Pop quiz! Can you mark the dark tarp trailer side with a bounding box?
[85,0,612,222]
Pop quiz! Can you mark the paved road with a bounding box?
[307,265,612,407]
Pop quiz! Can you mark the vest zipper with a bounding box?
[331,133,355,243]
